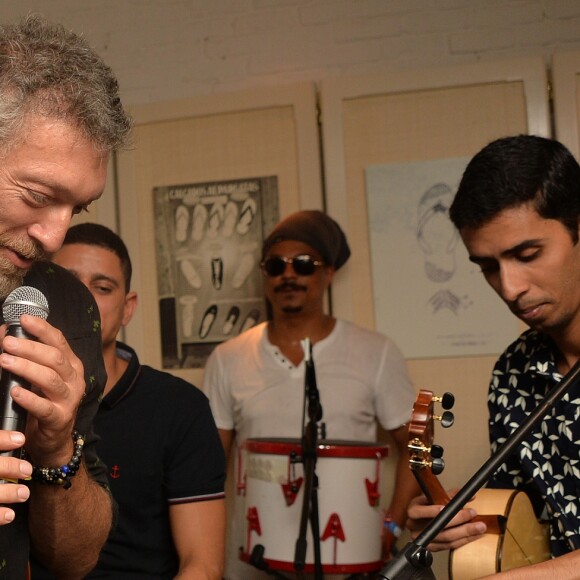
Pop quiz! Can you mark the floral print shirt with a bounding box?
[487,329,580,557]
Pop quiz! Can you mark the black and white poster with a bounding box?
[365,158,518,359]
[154,176,280,368]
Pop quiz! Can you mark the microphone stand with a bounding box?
[377,358,580,579]
[294,338,324,579]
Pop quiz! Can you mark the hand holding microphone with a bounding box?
[0,286,49,459]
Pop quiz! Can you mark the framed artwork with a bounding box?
[154,176,279,368]
[552,50,580,158]
[365,157,517,359]
[116,82,322,385]
[319,58,550,579]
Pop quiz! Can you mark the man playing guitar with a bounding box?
[406,135,580,578]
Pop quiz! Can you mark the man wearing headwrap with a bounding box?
[261,209,352,270]
[204,210,418,580]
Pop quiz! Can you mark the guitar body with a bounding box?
[449,489,551,580]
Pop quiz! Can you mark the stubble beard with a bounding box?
[0,235,47,300]
[0,256,25,299]
[271,283,306,316]
[281,305,303,314]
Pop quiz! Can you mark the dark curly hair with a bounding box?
[63,223,132,292]
[450,135,580,243]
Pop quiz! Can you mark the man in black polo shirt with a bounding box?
[51,223,226,579]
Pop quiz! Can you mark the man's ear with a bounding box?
[324,266,336,287]
[122,291,138,327]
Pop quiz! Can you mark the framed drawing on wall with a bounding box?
[116,82,323,385]
[365,156,517,359]
[154,175,279,368]
[552,50,580,158]
[319,57,550,579]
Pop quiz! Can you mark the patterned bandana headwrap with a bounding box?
[262,210,351,270]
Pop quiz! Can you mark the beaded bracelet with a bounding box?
[30,431,85,490]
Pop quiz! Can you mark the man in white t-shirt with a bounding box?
[204,209,418,579]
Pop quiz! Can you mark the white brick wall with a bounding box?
[2,0,580,105]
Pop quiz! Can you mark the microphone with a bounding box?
[0,286,49,457]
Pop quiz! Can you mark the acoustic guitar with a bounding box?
[408,389,551,579]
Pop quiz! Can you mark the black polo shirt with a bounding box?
[85,342,225,578]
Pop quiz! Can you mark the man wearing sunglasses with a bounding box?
[204,209,418,579]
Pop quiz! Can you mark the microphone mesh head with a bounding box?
[2,286,49,324]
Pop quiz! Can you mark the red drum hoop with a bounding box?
[243,437,389,459]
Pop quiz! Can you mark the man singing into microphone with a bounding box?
[0,15,131,579]
[204,209,419,579]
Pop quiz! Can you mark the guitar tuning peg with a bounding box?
[431,457,445,475]
[441,392,455,410]
[408,438,428,454]
[434,410,454,428]
[430,444,444,459]
[432,392,455,410]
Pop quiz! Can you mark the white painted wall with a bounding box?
[2,0,580,107]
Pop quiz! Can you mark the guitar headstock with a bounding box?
[407,391,509,542]
[408,389,455,476]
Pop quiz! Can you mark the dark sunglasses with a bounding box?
[260,254,325,277]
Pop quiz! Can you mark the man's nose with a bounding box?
[28,209,73,254]
[498,263,528,303]
[281,260,299,277]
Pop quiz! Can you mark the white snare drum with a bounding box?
[238,437,389,575]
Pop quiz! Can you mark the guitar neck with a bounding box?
[413,468,505,534]
[413,467,451,506]
[407,389,504,538]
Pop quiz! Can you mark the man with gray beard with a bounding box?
[0,15,131,579]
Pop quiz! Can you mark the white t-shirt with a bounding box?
[204,319,415,580]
